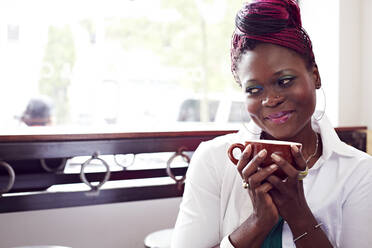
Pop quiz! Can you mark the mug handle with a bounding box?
[227,143,245,165]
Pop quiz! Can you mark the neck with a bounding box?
[262,122,321,168]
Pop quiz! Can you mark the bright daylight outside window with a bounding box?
[0,0,249,135]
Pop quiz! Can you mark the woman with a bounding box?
[171,0,372,247]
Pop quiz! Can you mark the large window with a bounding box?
[0,0,246,134]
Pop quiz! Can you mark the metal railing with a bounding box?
[0,127,366,213]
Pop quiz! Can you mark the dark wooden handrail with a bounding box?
[0,126,367,213]
[0,130,237,142]
[0,126,366,142]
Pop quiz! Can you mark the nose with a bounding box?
[262,94,284,107]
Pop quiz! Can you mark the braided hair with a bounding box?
[231,0,316,85]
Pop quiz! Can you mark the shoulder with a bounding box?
[335,144,372,193]
[195,132,244,156]
[316,114,372,175]
[188,131,242,180]
[339,143,372,171]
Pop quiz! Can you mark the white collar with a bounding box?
[311,113,355,159]
[238,111,354,162]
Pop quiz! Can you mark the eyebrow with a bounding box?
[243,79,259,87]
[273,69,293,76]
[242,69,294,86]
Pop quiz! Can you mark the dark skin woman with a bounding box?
[225,43,332,248]
[172,1,372,247]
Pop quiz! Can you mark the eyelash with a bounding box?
[245,76,296,95]
[245,85,263,95]
[278,76,296,87]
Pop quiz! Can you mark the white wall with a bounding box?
[339,0,362,126]
[0,197,182,248]
[361,0,372,128]
[301,0,372,128]
[338,0,372,128]
[301,0,340,126]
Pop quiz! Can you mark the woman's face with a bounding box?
[237,43,320,140]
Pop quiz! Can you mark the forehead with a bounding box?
[237,43,308,83]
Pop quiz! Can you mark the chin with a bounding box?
[264,131,292,141]
[261,124,299,141]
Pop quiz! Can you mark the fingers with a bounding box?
[255,182,273,199]
[270,153,298,179]
[290,145,307,171]
[266,175,286,192]
[240,149,267,180]
[247,181,275,216]
[247,164,278,189]
[249,181,273,205]
[236,144,253,177]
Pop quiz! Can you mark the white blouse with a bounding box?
[171,115,372,248]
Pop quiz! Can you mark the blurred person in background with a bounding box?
[20,96,53,126]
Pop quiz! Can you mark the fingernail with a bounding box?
[270,164,278,170]
[245,144,252,153]
[291,145,299,153]
[271,153,281,162]
[258,149,267,158]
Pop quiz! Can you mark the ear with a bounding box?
[311,64,321,89]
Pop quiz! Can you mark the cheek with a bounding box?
[246,98,261,116]
[293,87,316,110]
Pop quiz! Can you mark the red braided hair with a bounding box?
[231,0,316,85]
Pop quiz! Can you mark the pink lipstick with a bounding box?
[266,111,294,124]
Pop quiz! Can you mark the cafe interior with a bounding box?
[0,0,371,247]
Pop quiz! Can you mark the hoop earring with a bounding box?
[240,103,261,135]
[313,87,326,121]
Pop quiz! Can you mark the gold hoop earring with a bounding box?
[313,87,326,121]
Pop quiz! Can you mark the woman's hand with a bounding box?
[236,145,280,228]
[265,146,333,248]
[229,145,281,248]
[266,145,310,223]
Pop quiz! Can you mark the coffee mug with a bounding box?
[227,140,302,179]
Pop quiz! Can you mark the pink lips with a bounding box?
[266,111,294,124]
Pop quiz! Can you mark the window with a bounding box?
[228,101,250,123]
[0,0,246,134]
[178,99,219,122]
[7,24,19,41]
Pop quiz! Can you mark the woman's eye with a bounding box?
[245,86,263,95]
[278,76,295,87]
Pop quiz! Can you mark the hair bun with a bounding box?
[284,0,301,27]
[236,0,302,35]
